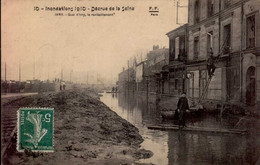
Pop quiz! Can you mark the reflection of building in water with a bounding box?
[117,93,140,124]
[116,93,169,165]
[118,93,135,111]
[117,93,160,125]
[167,131,249,164]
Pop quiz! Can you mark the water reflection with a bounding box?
[100,93,260,165]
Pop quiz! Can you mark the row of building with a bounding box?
[118,45,169,94]
[118,0,260,110]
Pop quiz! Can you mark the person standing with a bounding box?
[207,48,220,78]
[63,82,66,90]
[112,87,114,92]
[207,49,215,78]
[177,92,190,128]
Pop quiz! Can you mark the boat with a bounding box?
[147,124,247,135]
[160,108,203,120]
[105,91,120,93]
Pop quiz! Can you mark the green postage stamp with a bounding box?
[17,108,54,152]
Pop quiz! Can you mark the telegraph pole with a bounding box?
[176,1,179,24]
[47,63,49,81]
[33,55,35,80]
[176,0,188,25]
[19,60,21,82]
[87,72,88,85]
[5,62,7,81]
[61,69,63,81]
[70,70,72,83]
[128,60,129,94]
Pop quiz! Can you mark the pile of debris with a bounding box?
[4,88,152,165]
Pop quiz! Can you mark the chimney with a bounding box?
[153,45,159,50]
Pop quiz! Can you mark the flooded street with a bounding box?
[100,93,260,165]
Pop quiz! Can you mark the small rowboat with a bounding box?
[106,91,120,93]
[160,111,176,119]
[147,125,247,135]
[161,108,203,120]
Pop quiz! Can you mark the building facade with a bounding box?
[118,67,135,93]
[118,0,260,110]
[185,0,260,108]
[165,24,189,95]
[135,61,146,92]
[146,46,169,94]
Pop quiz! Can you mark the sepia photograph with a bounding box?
[1,0,260,164]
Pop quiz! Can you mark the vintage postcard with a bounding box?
[1,0,260,164]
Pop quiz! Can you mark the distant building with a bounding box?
[146,46,169,93]
[135,61,145,92]
[118,67,135,93]
[118,46,169,94]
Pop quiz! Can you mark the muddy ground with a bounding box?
[2,88,153,165]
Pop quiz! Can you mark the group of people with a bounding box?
[176,51,219,128]
[111,87,117,92]
[60,81,66,91]
[176,49,220,127]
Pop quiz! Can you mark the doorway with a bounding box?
[246,66,256,105]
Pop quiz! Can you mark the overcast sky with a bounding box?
[2,0,188,84]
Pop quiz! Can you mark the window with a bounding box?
[175,79,179,90]
[223,24,231,54]
[169,39,175,62]
[207,31,213,56]
[194,36,199,60]
[172,36,186,61]
[194,0,200,23]
[208,0,214,17]
[223,0,231,9]
[232,68,239,87]
[246,15,255,48]
[175,37,179,60]
[179,36,185,61]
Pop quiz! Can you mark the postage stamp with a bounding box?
[17,108,54,152]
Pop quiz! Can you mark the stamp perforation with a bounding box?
[17,107,54,152]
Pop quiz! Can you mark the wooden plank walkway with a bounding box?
[105,91,120,93]
[147,124,247,135]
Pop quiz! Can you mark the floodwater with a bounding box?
[100,93,260,165]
